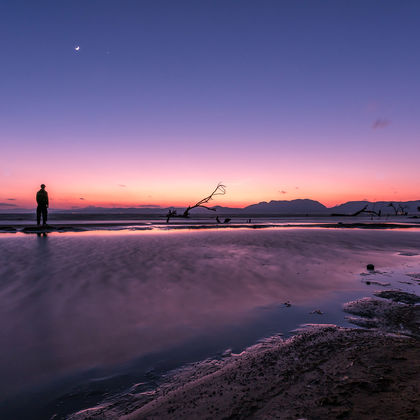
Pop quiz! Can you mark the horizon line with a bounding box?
[2,197,420,212]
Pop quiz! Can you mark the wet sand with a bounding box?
[71,293,420,420]
[1,217,420,234]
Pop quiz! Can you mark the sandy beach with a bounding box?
[70,292,420,420]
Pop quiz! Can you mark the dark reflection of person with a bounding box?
[36,184,49,226]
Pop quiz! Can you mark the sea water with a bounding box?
[0,228,419,419]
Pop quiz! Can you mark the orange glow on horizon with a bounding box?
[2,147,419,210]
[2,189,420,210]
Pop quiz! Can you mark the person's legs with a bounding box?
[37,206,41,225]
[42,206,48,225]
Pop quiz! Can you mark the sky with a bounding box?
[1,0,419,209]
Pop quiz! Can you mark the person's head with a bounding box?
[40,184,46,189]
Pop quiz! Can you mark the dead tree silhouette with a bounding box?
[388,202,408,216]
[166,183,226,223]
[332,201,410,218]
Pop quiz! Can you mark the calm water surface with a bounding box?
[0,228,419,419]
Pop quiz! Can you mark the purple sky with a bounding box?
[1,1,419,208]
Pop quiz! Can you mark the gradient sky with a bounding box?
[1,0,419,209]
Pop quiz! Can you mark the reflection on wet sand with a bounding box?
[0,229,419,407]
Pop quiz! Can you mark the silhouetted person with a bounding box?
[36,184,49,226]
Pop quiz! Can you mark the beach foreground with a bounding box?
[70,292,420,420]
[1,227,419,419]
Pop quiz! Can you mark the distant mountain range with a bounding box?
[240,199,328,214]
[215,199,420,215]
[2,199,420,215]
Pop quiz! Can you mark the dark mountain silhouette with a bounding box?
[330,201,371,213]
[1,200,420,216]
[243,199,328,214]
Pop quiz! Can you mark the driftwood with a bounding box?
[166,183,226,223]
[332,202,410,218]
[332,205,371,217]
[216,216,231,224]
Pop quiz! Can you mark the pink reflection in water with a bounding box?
[0,228,419,397]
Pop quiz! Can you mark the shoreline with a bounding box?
[1,221,420,234]
[69,292,420,420]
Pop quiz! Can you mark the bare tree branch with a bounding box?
[388,202,398,215]
[388,202,408,216]
[166,183,227,223]
[333,201,409,218]
[332,205,370,217]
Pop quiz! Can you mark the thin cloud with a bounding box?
[372,118,391,129]
[80,197,85,200]
[279,190,287,194]
[137,204,161,208]
[118,184,127,188]
[0,202,17,207]
[7,198,16,201]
